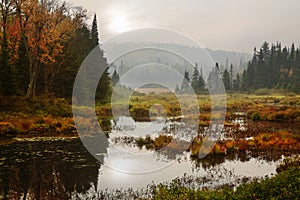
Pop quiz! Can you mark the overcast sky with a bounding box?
[66,0,300,53]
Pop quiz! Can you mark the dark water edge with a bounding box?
[0,139,101,200]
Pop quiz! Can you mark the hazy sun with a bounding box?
[109,16,131,33]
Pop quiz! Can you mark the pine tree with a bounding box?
[268,44,276,88]
[222,69,230,90]
[254,48,266,89]
[175,84,180,93]
[230,64,234,91]
[89,15,112,103]
[198,67,205,91]
[208,63,222,93]
[278,47,289,89]
[292,48,300,93]
[239,41,299,93]
[111,70,120,86]
[91,14,99,47]
[234,73,240,91]
[181,70,190,91]
[246,62,255,89]
[290,43,295,66]
[191,63,199,91]
[96,67,111,103]
[241,70,247,91]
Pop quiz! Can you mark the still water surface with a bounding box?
[0,118,281,199]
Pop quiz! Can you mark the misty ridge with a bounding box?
[103,42,251,89]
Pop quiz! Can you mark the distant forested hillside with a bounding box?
[103,42,251,76]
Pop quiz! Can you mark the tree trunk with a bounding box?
[26,62,38,98]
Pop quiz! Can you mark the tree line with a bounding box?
[231,42,300,93]
[0,0,112,101]
[179,42,300,94]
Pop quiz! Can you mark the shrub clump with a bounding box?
[254,88,271,95]
[152,167,300,199]
[276,155,300,173]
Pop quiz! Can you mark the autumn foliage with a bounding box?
[0,0,93,97]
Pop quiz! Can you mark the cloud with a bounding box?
[66,0,300,52]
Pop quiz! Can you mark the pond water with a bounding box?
[99,117,279,190]
[0,117,282,199]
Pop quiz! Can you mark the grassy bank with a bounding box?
[0,94,299,144]
[152,166,300,200]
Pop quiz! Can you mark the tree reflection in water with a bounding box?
[0,139,102,200]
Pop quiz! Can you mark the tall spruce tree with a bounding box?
[230,64,234,91]
[191,63,200,91]
[290,43,295,66]
[89,14,112,103]
[111,70,120,86]
[233,73,240,91]
[241,70,247,91]
[198,67,205,91]
[91,14,99,47]
[293,48,300,93]
[254,48,266,89]
[222,69,230,90]
[181,70,190,91]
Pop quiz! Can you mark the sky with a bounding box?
[66,0,300,53]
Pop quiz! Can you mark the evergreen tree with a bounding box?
[208,63,222,93]
[278,47,289,89]
[246,62,255,89]
[290,43,295,66]
[234,73,240,91]
[175,84,180,93]
[191,63,199,91]
[89,15,111,103]
[198,67,205,91]
[222,68,230,90]
[241,70,247,91]
[96,67,111,103]
[181,70,190,91]
[111,70,120,86]
[230,63,234,91]
[268,44,276,88]
[91,14,99,47]
[254,48,266,89]
[293,48,300,93]
[240,41,300,93]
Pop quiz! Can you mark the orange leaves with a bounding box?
[9,0,76,65]
[253,131,299,151]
